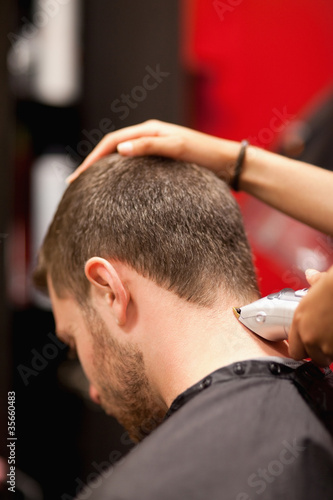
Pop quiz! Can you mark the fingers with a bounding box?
[118,131,237,175]
[117,135,187,160]
[305,268,323,286]
[65,118,239,185]
[288,323,331,367]
[289,339,332,367]
[66,120,167,184]
[288,321,308,361]
[289,289,333,367]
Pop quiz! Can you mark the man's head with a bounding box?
[34,154,258,306]
[33,154,260,441]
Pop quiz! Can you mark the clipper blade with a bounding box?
[232,307,241,319]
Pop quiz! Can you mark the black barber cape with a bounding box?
[83,358,333,500]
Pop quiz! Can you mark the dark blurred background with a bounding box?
[1,1,333,498]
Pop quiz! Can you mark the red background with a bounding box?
[181,0,333,295]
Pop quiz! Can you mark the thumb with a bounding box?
[305,269,322,286]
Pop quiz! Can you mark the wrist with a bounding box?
[213,138,246,185]
[237,145,270,192]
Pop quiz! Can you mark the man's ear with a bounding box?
[84,257,129,326]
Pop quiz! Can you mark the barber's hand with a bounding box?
[288,267,333,367]
[66,119,240,184]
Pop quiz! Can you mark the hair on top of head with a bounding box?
[33,154,259,307]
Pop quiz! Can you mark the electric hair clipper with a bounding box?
[233,288,308,342]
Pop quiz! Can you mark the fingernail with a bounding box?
[117,141,133,154]
[65,174,74,185]
[305,269,319,277]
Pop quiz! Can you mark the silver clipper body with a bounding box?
[233,288,308,342]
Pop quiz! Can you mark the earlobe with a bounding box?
[85,257,130,326]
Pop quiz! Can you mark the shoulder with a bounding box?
[87,366,333,500]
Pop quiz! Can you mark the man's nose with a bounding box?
[89,385,101,405]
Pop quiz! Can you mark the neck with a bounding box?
[136,285,290,408]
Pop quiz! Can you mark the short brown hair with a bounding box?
[33,155,259,307]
